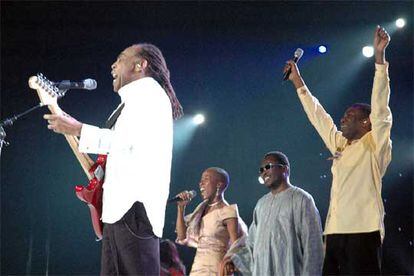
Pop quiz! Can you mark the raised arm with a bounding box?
[371,25,392,175]
[284,61,344,154]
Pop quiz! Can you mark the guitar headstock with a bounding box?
[28,73,64,112]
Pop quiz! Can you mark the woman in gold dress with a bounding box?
[175,167,247,275]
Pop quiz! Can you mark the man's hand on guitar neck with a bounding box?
[44,112,83,137]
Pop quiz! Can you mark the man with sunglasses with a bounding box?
[284,26,391,274]
[221,151,324,275]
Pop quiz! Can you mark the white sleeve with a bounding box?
[78,124,113,154]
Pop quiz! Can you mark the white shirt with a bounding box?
[296,63,392,241]
[78,77,173,237]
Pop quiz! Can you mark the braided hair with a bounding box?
[133,43,183,120]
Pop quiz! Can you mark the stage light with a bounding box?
[396,18,406,28]
[362,46,374,58]
[318,45,327,54]
[193,114,205,125]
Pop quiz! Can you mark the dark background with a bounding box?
[1,1,413,275]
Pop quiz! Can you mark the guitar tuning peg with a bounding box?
[57,90,65,97]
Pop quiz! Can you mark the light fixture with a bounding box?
[193,114,205,125]
[362,46,374,58]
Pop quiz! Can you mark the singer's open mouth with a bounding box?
[111,72,118,83]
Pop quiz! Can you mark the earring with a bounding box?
[216,187,220,197]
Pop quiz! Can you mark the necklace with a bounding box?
[208,200,222,207]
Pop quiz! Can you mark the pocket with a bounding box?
[122,201,155,239]
[123,218,155,240]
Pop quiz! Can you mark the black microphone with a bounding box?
[53,79,97,90]
[283,48,304,81]
[168,190,197,203]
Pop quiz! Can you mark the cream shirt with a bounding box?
[78,77,173,238]
[296,63,392,241]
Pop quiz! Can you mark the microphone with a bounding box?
[168,190,197,203]
[283,48,304,81]
[53,79,97,90]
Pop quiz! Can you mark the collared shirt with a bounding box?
[232,187,324,276]
[296,63,392,241]
[78,77,173,238]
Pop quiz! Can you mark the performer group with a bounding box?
[44,25,392,275]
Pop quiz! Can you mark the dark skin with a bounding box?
[175,169,239,260]
[259,156,291,194]
[222,26,390,276]
[43,45,148,136]
[220,156,291,275]
[284,25,390,145]
[340,106,371,143]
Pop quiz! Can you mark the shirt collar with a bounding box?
[118,77,155,102]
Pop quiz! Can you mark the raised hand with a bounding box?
[44,112,82,136]
[283,60,305,89]
[374,25,390,64]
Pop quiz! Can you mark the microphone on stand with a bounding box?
[283,48,304,81]
[52,79,97,90]
[168,190,197,203]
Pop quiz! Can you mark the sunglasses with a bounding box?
[259,163,284,174]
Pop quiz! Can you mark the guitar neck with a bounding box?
[47,105,94,180]
[28,74,95,180]
[64,134,95,180]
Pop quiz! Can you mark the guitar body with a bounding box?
[75,154,107,241]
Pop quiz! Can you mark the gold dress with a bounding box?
[186,204,241,276]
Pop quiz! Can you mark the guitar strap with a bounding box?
[105,102,125,129]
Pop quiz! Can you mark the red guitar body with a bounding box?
[75,154,107,241]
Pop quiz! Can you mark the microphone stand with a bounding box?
[0,103,46,157]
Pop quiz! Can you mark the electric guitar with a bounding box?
[29,73,104,240]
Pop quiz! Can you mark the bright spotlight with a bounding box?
[318,45,327,54]
[362,46,374,58]
[193,114,205,125]
[396,18,406,28]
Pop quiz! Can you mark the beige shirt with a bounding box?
[296,63,392,241]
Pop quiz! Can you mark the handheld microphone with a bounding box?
[168,190,197,203]
[53,79,97,90]
[283,48,304,81]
